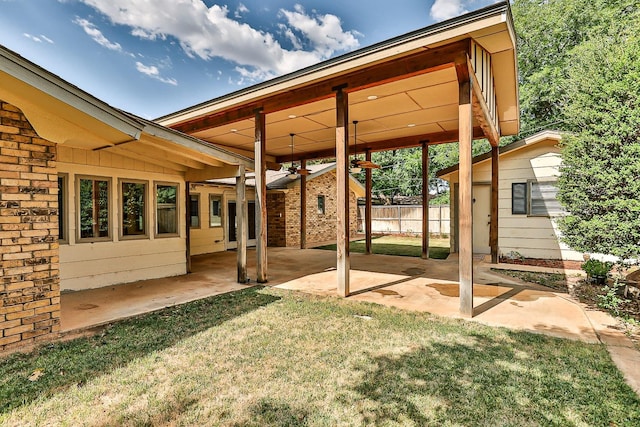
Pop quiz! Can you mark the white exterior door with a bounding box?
[472,185,491,254]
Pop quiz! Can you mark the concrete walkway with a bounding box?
[60,248,639,395]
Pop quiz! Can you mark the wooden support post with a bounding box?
[185,181,192,274]
[236,165,247,283]
[458,70,474,317]
[365,150,372,255]
[300,159,307,249]
[490,145,499,264]
[254,109,268,283]
[421,141,430,259]
[334,86,350,297]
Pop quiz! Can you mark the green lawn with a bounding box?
[2,287,639,426]
[316,235,451,259]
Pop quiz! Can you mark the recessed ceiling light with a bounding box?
[288,114,297,119]
[367,95,378,100]
[230,128,238,132]
[407,123,416,127]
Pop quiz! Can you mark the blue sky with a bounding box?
[0,0,498,119]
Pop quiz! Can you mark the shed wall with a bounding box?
[447,139,582,261]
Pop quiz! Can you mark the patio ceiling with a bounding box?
[158,2,519,164]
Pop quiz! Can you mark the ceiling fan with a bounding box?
[286,133,310,179]
[350,120,380,173]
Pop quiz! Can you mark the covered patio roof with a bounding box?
[156,2,520,317]
[157,2,518,163]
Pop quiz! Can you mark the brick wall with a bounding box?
[267,192,286,247]
[282,171,358,247]
[0,100,60,352]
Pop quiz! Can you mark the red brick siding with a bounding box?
[267,192,286,247]
[0,100,60,352]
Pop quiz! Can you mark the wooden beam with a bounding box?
[171,40,471,134]
[422,141,429,259]
[185,181,192,274]
[255,110,268,283]
[365,150,372,255]
[335,86,350,297]
[467,58,500,147]
[275,127,485,163]
[490,145,499,263]
[236,164,248,283]
[457,58,474,318]
[300,159,307,249]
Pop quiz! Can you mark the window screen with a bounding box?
[511,183,527,214]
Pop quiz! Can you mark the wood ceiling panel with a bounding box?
[374,106,455,129]
[439,119,459,131]
[408,81,459,109]
[267,116,327,140]
[267,98,335,123]
[206,131,253,146]
[350,93,421,122]
[192,119,254,139]
[349,67,457,103]
[359,123,442,143]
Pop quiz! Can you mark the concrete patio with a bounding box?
[60,248,640,394]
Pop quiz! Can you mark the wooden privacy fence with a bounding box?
[357,205,450,236]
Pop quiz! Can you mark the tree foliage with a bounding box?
[513,0,640,258]
[556,26,640,259]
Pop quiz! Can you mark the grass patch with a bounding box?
[316,235,450,259]
[491,269,569,292]
[2,288,639,426]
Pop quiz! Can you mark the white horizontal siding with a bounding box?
[446,139,583,261]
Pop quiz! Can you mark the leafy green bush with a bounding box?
[581,259,613,278]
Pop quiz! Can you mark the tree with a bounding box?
[556,25,640,259]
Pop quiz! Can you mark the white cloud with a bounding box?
[279,4,360,57]
[430,0,469,22]
[24,33,54,44]
[73,17,122,51]
[23,33,42,43]
[78,0,360,83]
[135,61,178,85]
[235,3,249,18]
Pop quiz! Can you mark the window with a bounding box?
[58,174,68,243]
[511,183,528,214]
[317,195,325,215]
[77,176,111,241]
[209,195,222,227]
[511,181,563,216]
[530,181,563,216]
[190,194,200,228]
[156,183,178,235]
[120,180,147,238]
